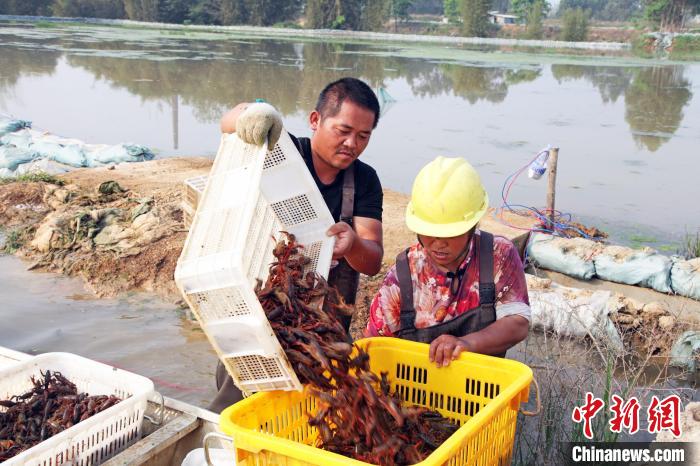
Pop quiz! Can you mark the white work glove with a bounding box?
[236,102,283,147]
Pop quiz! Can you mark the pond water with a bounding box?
[0,252,217,407]
[1,22,699,248]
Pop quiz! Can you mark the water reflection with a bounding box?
[552,64,633,104]
[1,25,694,150]
[625,67,693,152]
[1,24,699,239]
[551,64,693,151]
[0,47,61,96]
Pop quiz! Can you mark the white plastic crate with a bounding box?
[175,131,336,395]
[0,352,154,466]
[182,202,195,229]
[183,175,207,212]
[182,175,208,229]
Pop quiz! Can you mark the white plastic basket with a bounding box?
[182,202,195,229]
[183,175,208,210]
[175,131,335,395]
[0,352,154,466]
[182,175,208,229]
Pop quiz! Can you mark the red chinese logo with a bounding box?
[609,394,640,435]
[572,392,605,439]
[572,393,683,439]
[647,395,682,437]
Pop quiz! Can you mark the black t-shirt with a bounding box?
[290,134,383,223]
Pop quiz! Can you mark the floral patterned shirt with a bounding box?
[365,231,530,337]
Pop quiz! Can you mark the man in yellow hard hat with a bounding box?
[365,156,530,366]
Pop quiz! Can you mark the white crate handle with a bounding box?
[203,432,235,466]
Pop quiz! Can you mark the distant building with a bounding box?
[488,11,519,25]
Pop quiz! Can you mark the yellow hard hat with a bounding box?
[405,156,489,237]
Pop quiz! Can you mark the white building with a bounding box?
[488,11,519,24]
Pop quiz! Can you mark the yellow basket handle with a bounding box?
[519,376,541,417]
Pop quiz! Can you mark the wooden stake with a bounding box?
[546,147,559,228]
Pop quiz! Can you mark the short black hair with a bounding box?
[315,77,380,129]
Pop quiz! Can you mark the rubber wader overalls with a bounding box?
[395,232,504,357]
[297,136,360,333]
[209,149,360,412]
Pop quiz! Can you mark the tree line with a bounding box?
[0,0,415,27]
[0,0,696,31]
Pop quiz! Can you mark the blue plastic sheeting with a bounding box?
[671,258,700,301]
[0,118,30,138]
[527,233,598,280]
[0,120,154,174]
[594,246,673,293]
[670,331,700,371]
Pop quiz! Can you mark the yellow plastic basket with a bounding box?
[220,337,533,466]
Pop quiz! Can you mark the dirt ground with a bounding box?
[0,158,416,310]
[1,157,697,357]
[0,158,211,302]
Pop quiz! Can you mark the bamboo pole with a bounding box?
[546,147,559,228]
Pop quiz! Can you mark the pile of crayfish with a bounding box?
[0,370,121,461]
[257,232,457,465]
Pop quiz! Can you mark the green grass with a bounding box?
[629,234,658,249]
[670,34,700,60]
[35,21,59,29]
[679,230,700,259]
[3,229,24,254]
[628,235,679,253]
[0,172,65,186]
[629,234,657,243]
[656,244,677,252]
[272,21,302,29]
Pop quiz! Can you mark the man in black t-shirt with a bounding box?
[220,78,384,307]
[209,78,384,412]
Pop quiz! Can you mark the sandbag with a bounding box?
[527,233,601,280]
[670,258,700,301]
[669,331,700,372]
[526,274,624,353]
[0,129,34,151]
[0,145,36,171]
[32,140,88,167]
[0,122,155,175]
[87,143,154,165]
[0,118,30,137]
[14,158,75,176]
[594,245,673,293]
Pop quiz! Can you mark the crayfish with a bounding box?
[0,370,121,461]
[258,233,458,465]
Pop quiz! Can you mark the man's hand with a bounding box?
[327,222,356,260]
[429,335,471,367]
[236,102,283,147]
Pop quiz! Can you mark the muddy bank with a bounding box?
[0,158,211,302]
[0,157,697,357]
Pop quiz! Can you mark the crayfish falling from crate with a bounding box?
[0,370,121,461]
[256,232,458,466]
